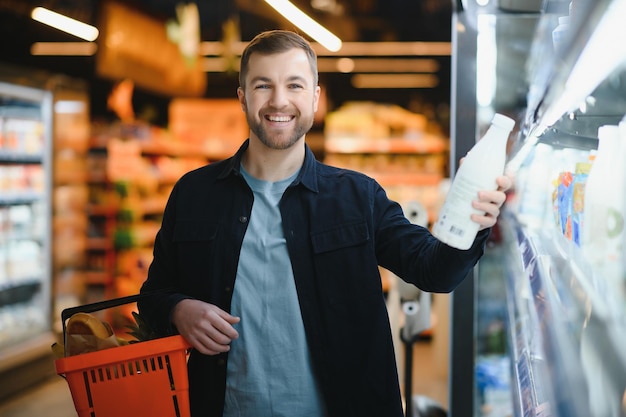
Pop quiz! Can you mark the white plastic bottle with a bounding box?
[581,124,625,302]
[432,113,515,250]
[552,16,570,53]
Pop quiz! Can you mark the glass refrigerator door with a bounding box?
[0,81,54,378]
[449,2,540,415]
[450,0,626,416]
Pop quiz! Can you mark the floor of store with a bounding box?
[0,341,446,417]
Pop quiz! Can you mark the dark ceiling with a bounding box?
[0,0,453,126]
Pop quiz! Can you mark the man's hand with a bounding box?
[472,175,512,231]
[172,299,240,355]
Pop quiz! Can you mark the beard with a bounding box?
[246,109,315,150]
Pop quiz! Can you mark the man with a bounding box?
[139,30,511,417]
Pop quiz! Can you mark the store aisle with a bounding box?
[0,340,448,417]
[0,373,74,417]
[410,341,448,407]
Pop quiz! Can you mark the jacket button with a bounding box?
[225,286,232,293]
[217,358,226,366]
[239,216,248,223]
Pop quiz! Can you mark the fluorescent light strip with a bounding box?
[313,42,451,56]
[31,42,97,56]
[351,74,439,89]
[317,58,440,73]
[541,0,626,127]
[476,15,497,108]
[201,56,439,74]
[264,0,342,52]
[31,7,99,42]
[199,41,450,57]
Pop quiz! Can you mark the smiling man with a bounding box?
[138,30,511,417]
[238,44,320,153]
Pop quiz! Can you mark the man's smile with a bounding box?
[265,114,294,123]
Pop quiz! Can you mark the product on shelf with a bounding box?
[581,124,625,302]
[325,101,429,140]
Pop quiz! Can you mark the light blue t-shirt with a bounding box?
[223,166,325,417]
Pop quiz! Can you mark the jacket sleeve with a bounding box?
[137,183,192,337]
[372,181,489,293]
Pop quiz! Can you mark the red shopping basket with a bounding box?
[55,291,192,417]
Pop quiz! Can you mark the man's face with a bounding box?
[237,48,320,150]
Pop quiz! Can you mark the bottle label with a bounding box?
[434,175,491,248]
[447,224,466,237]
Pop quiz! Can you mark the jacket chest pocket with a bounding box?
[311,221,369,254]
[310,220,380,296]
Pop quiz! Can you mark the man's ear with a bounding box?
[313,85,321,112]
[237,86,246,111]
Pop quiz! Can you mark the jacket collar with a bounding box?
[217,138,319,193]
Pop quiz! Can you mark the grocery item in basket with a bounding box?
[125,311,158,342]
[51,341,65,359]
[65,312,122,356]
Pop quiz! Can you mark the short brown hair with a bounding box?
[239,30,318,89]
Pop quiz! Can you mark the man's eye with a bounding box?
[289,84,303,89]
[254,84,271,89]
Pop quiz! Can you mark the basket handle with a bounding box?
[61,288,174,336]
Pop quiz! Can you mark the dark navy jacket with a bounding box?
[139,139,489,417]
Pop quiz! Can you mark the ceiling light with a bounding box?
[541,0,626,127]
[351,74,439,89]
[31,7,99,42]
[264,0,342,52]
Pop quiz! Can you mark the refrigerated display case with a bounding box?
[0,79,55,399]
[449,0,626,416]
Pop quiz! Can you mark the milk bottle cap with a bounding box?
[491,113,516,131]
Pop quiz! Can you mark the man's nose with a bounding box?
[269,86,289,108]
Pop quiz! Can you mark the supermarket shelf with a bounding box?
[0,151,43,163]
[83,271,113,285]
[85,237,113,250]
[0,332,56,374]
[500,212,626,417]
[0,191,43,205]
[325,135,448,154]
[140,139,214,158]
[141,196,168,214]
[0,281,41,308]
[142,137,242,162]
[88,204,119,216]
